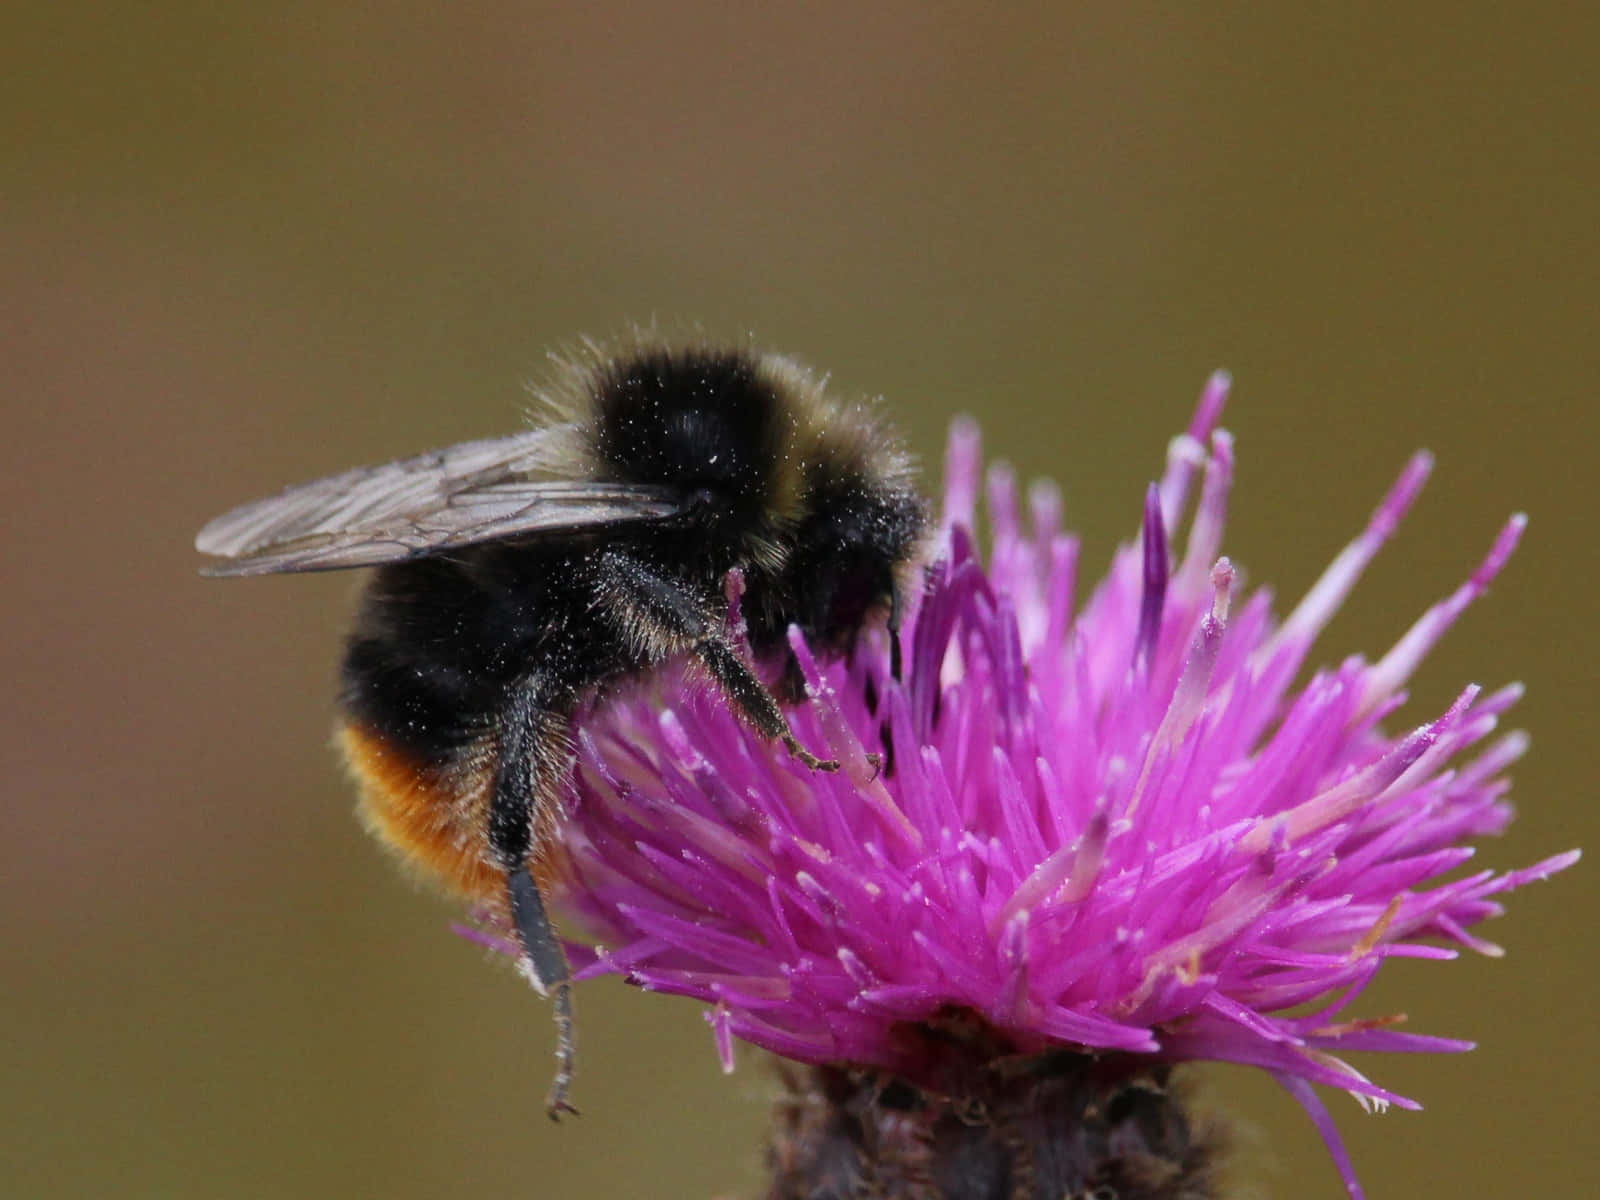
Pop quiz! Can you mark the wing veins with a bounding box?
[196,425,684,575]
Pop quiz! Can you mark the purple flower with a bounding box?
[516,375,1575,1198]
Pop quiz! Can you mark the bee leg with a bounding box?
[697,639,841,772]
[506,870,577,1118]
[596,551,840,772]
[491,679,579,1119]
[865,583,899,778]
[887,585,904,682]
[774,649,808,704]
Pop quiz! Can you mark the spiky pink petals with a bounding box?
[541,376,1574,1200]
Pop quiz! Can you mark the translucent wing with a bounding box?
[195,425,682,577]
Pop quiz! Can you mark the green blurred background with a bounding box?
[5,4,1595,1197]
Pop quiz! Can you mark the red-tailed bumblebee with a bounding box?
[196,339,928,1115]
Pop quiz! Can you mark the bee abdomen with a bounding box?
[338,721,504,905]
[340,631,503,762]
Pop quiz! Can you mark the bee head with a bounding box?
[781,458,928,655]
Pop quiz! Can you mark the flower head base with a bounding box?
[513,376,1573,1198]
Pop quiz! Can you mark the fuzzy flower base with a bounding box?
[501,375,1574,1199]
[765,1032,1227,1200]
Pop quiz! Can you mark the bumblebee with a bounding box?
[196,339,928,1115]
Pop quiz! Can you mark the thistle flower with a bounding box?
[498,375,1575,1198]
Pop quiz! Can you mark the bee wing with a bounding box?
[196,426,682,577]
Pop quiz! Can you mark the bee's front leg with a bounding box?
[594,551,840,772]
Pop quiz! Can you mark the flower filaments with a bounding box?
[493,374,1574,1199]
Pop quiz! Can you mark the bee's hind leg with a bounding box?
[491,678,579,1119]
[506,868,577,1119]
